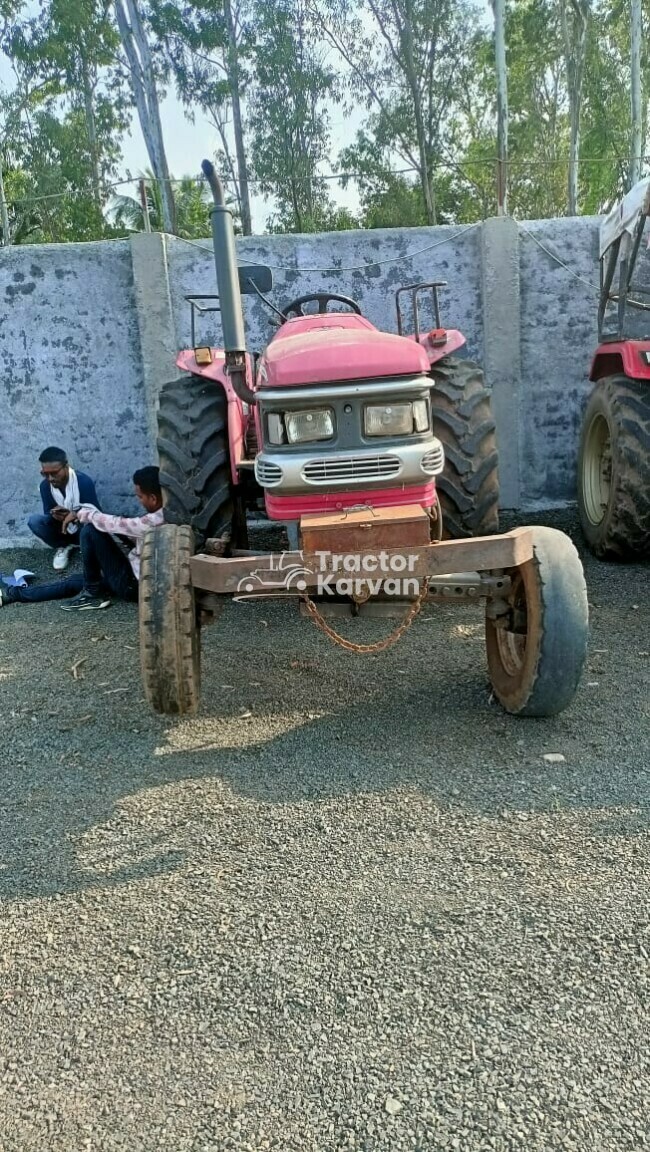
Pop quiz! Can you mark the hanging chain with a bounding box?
[300,579,430,654]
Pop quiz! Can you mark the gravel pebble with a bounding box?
[0,510,648,1151]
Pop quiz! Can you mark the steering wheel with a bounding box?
[282,292,362,319]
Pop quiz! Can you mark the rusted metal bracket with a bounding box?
[190,528,534,596]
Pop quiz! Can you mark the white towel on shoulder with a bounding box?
[51,467,81,536]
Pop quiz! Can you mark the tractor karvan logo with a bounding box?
[234,550,422,599]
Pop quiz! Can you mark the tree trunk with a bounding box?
[0,158,11,245]
[80,52,102,210]
[114,0,176,233]
[402,0,435,224]
[630,0,642,187]
[223,0,252,235]
[560,0,589,217]
[208,105,243,223]
[492,0,508,215]
[568,92,580,215]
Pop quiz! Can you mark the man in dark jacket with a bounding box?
[30,446,100,572]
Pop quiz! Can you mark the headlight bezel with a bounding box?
[266,407,336,446]
[262,390,432,449]
[363,399,430,439]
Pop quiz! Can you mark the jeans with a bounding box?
[80,524,138,601]
[28,513,79,551]
[9,524,138,604]
[7,573,84,603]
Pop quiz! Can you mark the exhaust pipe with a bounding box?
[201,159,256,404]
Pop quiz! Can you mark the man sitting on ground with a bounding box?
[31,446,101,572]
[1,467,164,611]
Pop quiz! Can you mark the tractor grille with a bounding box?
[255,459,283,487]
[301,454,402,485]
[420,440,445,476]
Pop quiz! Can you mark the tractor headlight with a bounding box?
[364,401,429,437]
[412,399,430,433]
[285,409,334,444]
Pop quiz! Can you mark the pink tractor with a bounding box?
[577,178,650,557]
[139,159,589,718]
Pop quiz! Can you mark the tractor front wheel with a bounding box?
[430,356,500,539]
[577,375,650,558]
[485,527,588,717]
[139,524,202,715]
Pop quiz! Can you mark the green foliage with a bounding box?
[109,169,212,238]
[248,0,342,232]
[1,0,649,242]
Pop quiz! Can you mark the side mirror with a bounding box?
[238,264,273,295]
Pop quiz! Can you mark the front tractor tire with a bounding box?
[577,375,650,558]
[157,375,233,546]
[485,527,589,717]
[140,525,201,716]
[430,355,500,539]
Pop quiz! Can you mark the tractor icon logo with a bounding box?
[234,563,313,599]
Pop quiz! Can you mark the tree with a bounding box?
[491,0,508,214]
[8,0,128,222]
[458,0,568,221]
[1,0,129,243]
[339,129,474,226]
[630,0,642,186]
[114,0,176,233]
[559,0,590,215]
[249,0,340,232]
[0,44,128,245]
[150,0,253,234]
[311,0,486,225]
[109,168,212,236]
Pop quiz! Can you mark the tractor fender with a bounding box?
[176,349,252,485]
[415,327,466,367]
[589,339,650,382]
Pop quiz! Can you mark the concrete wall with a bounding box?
[518,217,599,507]
[0,217,601,546]
[1,241,153,546]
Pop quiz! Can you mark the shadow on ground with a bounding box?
[0,511,648,902]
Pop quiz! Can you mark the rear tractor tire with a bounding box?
[157,375,234,547]
[577,375,650,558]
[485,527,589,717]
[430,355,500,539]
[140,524,201,715]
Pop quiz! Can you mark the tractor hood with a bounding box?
[257,314,431,389]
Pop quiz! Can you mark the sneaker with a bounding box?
[53,546,74,572]
[60,590,111,612]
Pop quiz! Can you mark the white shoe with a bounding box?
[53,546,74,572]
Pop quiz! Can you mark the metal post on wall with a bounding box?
[139,178,152,233]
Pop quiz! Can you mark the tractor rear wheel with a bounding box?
[430,356,500,538]
[157,375,233,546]
[139,524,201,715]
[577,374,650,558]
[485,527,588,717]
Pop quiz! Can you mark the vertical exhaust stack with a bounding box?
[201,159,256,404]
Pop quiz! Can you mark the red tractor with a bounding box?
[578,179,650,557]
[139,160,589,718]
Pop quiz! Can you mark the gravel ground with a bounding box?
[0,510,648,1152]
